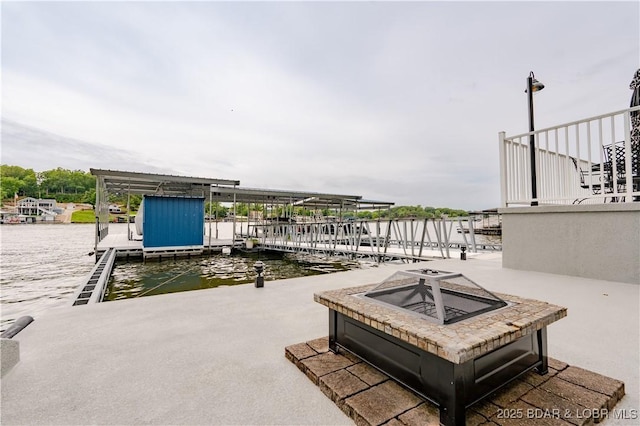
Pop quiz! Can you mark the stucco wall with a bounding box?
[499,204,640,284]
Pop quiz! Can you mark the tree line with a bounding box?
[356,205,468,219]
[1,165,96,204]
[1,165,468,218]
[209,204,468,220]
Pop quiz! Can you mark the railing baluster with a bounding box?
[501,106,639,205]
[610,115,618,196]
[623,110,633,202]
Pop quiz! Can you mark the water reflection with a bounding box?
[104,251,360,301]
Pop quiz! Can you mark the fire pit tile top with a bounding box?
[314,283,566,364]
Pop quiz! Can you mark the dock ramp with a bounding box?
[71,248,116,306]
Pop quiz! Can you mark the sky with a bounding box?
[1,1,638,210]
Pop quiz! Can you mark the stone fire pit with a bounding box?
[314,269,567,426]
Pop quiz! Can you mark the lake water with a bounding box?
[104,250,358,301]
[0,220,500,333]
[0,223,360,332]
[0,223,96,332]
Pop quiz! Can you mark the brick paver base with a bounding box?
[286,337,625,426]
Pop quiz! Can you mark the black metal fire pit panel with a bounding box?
[365,286,508,324]
[341,314,428,393]
[362,270,509,325]
[329,309,547,426]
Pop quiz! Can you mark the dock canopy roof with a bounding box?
[209,186,394,210]
[90,169,393,210]
[90,169,240,197]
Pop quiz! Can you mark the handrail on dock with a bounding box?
[0,316,34,339]
[246,217,501,261]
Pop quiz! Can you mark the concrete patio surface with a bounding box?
[1,254,638,425]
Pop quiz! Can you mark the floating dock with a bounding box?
[95,233,243,259]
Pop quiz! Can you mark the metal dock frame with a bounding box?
[71,248,117,306]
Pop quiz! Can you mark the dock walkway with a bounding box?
[1,255,637,425]
[96,232,476,262]
[97,233,242,258]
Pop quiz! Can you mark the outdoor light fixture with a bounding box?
[254,260,265,288]
[525,75,545,93]
[526,71,545,206]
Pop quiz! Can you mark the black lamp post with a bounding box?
[526,71,545,206]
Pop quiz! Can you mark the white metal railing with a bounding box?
[246,217,502,261]
[499,106,640,206]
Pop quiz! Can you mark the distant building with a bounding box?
[16,197,57,217]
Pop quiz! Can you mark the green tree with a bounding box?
[0,165,39,198]
[0,176,23,200]
[23,173,39,197]
[69,170,88,193]
[37,167,94,200]
[357,211,373,219]
[355,205,469,220]
[0,165,96,203]
[128,195,142,211]
[204,202,228,218]
[41,168,67,194]
[234,203,248,217]
[1,165,33,181]
[81,189,97,206]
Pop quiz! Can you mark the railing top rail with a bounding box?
[252,217,473,226]
[505,105,640,141]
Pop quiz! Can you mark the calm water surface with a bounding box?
[0,223,360,331]
[1,223,96,331]
[105,251,357,301]
[1,221,500,332]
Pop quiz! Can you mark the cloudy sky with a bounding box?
[1,1,638,210]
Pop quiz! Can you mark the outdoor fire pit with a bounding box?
[361,269,508,325]
[314,269,567,426]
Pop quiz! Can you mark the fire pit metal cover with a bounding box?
[363,269,507,325]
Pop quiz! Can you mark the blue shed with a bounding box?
[142,195,204,249]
